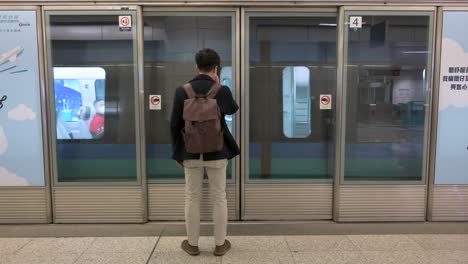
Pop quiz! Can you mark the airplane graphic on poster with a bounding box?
[0,47,24,65]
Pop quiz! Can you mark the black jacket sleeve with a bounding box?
[217,86,239,116]
[170,87,187,147]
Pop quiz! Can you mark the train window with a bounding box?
[54,67,106,140]
[46,12,139,183]
[342,12,434,182]
[282,66,311,138]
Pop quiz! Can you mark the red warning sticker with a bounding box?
[320,94,332,110]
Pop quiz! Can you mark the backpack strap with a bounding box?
[183,83,196,99]
[206,83,221,99]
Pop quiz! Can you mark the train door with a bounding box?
[242,8,338,220]
[335,7,435,221]
[143,8,240,220]
[44,6,145,223]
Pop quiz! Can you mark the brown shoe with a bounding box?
[181,240,200,256]
[214,240,231,256]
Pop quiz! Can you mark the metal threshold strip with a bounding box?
[0,221,467,238]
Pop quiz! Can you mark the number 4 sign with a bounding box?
[349,16,362,29]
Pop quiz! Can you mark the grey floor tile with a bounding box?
[360,250,429,264]
[15,237,95,256]
[293,251,366,264]
[2,253,80,264]
[424,250,468,264]
[0,254,12,264]
[222,251,294,264]
[0,238,32,255]
[226,236,290,252]
[85,236,158,254]
[74,252,149,264]
[409,235,468,251]
[149,251,221,264]
[286,235,358,252]
[155,236,215,252]
[348,235,424,251]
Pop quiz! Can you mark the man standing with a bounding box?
[170,48,240,256]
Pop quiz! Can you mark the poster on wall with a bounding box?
[435,11,468,184]
[0,11,45,186]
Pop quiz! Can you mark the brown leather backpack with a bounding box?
[182,83,223,153]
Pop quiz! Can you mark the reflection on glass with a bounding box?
[220,66,233,133]
[47,14,138,182]
[343,13,433,181]
[248,15,336,180]
[144,15,234,180]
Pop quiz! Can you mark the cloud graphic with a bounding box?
[0,167,29,186]
[0,126,7,155]
[8,104,36,121]
[439,38,468,111]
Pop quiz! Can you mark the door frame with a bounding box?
[42,5,146,223]
[142,6,240,186]
[42,5,143,187]
[241,7,338,220]
[142,6,242,220]
[334,5,437,222]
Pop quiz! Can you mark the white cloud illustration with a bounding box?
[439,38,468,111]
[8,104,36,121]
[0,126,7,155]
[0,167,29,186]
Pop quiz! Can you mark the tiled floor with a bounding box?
[0,235,467,264]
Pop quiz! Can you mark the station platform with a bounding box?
[0,222,467,264]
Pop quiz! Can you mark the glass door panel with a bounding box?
[246,13,337,182]
[143,12,236,182]
[342,11,434,182]
[45,11,140,183]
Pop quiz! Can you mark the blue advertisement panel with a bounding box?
[435,11,468,184]
[0,10,45,186]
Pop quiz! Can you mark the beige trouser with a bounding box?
[183,156,228,247]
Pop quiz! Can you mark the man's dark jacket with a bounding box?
[170,74,240,161]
